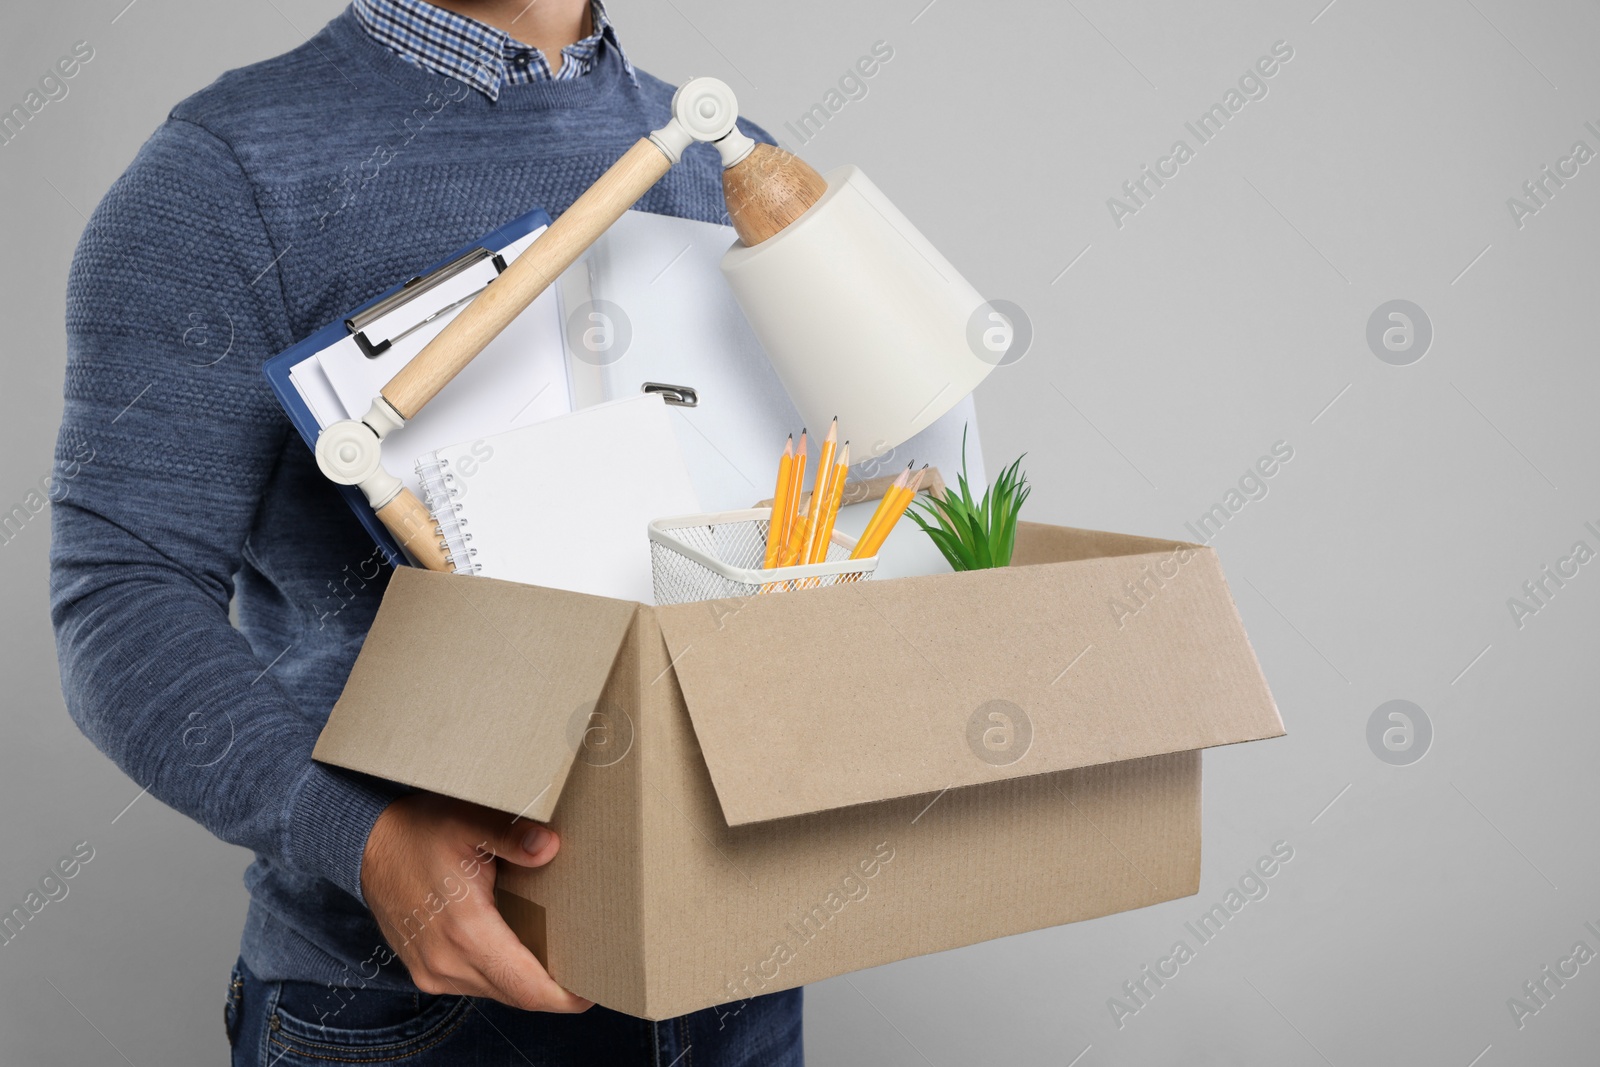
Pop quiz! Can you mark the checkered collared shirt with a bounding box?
[352,0,635,100]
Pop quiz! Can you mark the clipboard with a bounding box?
[263,206,556,566]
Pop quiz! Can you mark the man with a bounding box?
[50,1,802,1062]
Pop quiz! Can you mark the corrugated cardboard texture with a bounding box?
[654,531,1282,825]
[630,752,1201,1019]
[314,567,637,822]
[315,522,1276,1019]
[627,602,1203,1018]
[496,612,650,1010]
[624,598,1203,1023]
[492,603,1201,1018]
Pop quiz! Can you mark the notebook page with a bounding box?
[418,393,700,603]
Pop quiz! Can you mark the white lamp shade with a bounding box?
[720,165,995,457]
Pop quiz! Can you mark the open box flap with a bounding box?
[1008,520,1193,565]
[314,567,638,822]
[654,525,1284,827]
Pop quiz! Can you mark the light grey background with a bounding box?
[3,0,1596,1063]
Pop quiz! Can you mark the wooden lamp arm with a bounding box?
[316,78,756,571]
[378,70,846,426]
[314,77,837,574]
[380,137,675,420]
[362,136,684,571]
[375,487,454,572]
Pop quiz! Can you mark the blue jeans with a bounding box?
[226,957,803,1066]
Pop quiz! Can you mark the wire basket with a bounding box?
[649,508,878,605]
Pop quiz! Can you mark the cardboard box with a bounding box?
[315,522,1284,1020]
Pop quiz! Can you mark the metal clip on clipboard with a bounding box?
[345,247,508,359]
[642,382,698,408]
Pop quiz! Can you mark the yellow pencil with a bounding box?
[799,418,838,567]
[855,464,926,559]
[905,463,928,493]
[864,462,911,534]
[779,499,814,568]
[778,480,815,567]
[762,435,794,569]
[809,442,850,565]
[850,463,911,560]
[865,485,910,557]
[784,429,807,558]
[759,430,809,591]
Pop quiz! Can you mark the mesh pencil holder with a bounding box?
[649,508,878,606]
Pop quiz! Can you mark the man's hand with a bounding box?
[360,792,592,1013]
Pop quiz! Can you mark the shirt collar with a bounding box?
[352,0,635,101]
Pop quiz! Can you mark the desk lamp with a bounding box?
[313,78,996,570]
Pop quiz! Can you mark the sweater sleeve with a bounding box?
[49,117,403,904]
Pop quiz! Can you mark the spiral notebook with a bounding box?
[414,393,700,602]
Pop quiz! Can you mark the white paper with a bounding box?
[421,393,700,602]
[288,358,345,430]
[557,211,801,514]
[554,211,987,579]
[291,226,571,501]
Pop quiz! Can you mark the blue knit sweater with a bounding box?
[51,8,769,991]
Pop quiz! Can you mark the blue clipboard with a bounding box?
[263,205,553,568]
